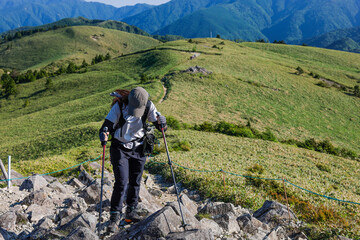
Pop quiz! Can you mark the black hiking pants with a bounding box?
[110,140,146,212]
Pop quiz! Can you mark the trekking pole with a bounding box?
[98,126,108,236]
[156,113,188,230]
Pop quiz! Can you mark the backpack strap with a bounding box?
[141,100,152,127]
[115,100,151,131]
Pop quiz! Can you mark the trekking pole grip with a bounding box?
[101,126,108,146]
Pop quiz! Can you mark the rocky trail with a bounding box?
[0,161,350,240]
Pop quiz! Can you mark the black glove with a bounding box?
[99,131,109,146]
[158,115,167,129]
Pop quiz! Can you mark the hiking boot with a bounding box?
[125,205,142,223]
[107,211,122,233]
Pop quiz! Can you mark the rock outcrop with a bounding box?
[0,165,339,240]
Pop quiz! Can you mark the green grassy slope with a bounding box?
[1,38,360,237]
[150,129,360,236]
[156,39,360,153]
[0,48,185,162]
[0,26,160,70]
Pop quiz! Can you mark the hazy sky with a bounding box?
[84,0,170,7]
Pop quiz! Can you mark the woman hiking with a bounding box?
[99,87,167,233]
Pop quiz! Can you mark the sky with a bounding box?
[84,0,171,7]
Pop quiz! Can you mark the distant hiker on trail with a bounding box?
[99,87,167,233]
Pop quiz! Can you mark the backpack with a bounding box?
[116,100,155,156]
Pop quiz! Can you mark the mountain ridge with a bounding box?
[0,0,153,33]
[304,26,360,53]
[125,0,360,43]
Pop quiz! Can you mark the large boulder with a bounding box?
[56,209,79,224]
[27,219,55,240]
[27,204,54,223]
[110,206,182,239]
[180,194,198,216]
[20,175,48,192]
[23,190,52,206]
[199,218,223,237]
[167,202,201,229]
[253,201,297,228]
[0,211,16,231]
[47,180,68,194]
[64,197,88,212]
[78,170,95,186]
[67,178,85,189]
[78,181,111,204]
[212,212,240,234]
[64,227,99,240]
[59,212,97,232]
[139,185,163,213]
[237,213,270,236]
[166,229,214,240]
[199,202,236,216]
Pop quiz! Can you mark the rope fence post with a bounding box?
[282,177,291,223]
[8,156,11,189]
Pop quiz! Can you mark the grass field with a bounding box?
[0,34,359,238]
[0,26,160,70]
[149,129,360,238]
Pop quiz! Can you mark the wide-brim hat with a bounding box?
[128,87,149,118]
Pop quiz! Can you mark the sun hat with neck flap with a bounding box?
[128,87,149,118]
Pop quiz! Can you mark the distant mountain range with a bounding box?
[1,17,150,37]
[1,0,360,51]
[305,27,360,53]
[125,0,360,43]
[0,0,153,33]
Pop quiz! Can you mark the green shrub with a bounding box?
[354,85,360,97]
[245,164,265,187]
[171,140,191,152]
[23,99,30,108]
[299,138,317,150]
[247,164,265,174]
[166,116,181,130]
[338,148,358,160]
[316,81,331,88]
[260,129,278,142]
[317,139,338,155]
[140,73,149,84]
[316,163,331,173]
[296,66,304,75]
[45,78,54,90]
[233,127,254,138]
[195,122,215,132]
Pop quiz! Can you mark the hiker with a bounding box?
[99,87,167,233]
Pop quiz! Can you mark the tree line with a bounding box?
[1,25,67,44]
[0,53,111,97]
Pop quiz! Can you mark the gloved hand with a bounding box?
[157,115,167,129]
[99,131,109,146]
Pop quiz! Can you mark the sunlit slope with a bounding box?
[154,39,360,153]
[1,38,360,237]
[0,26,160,70]
[0,48,186,161]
